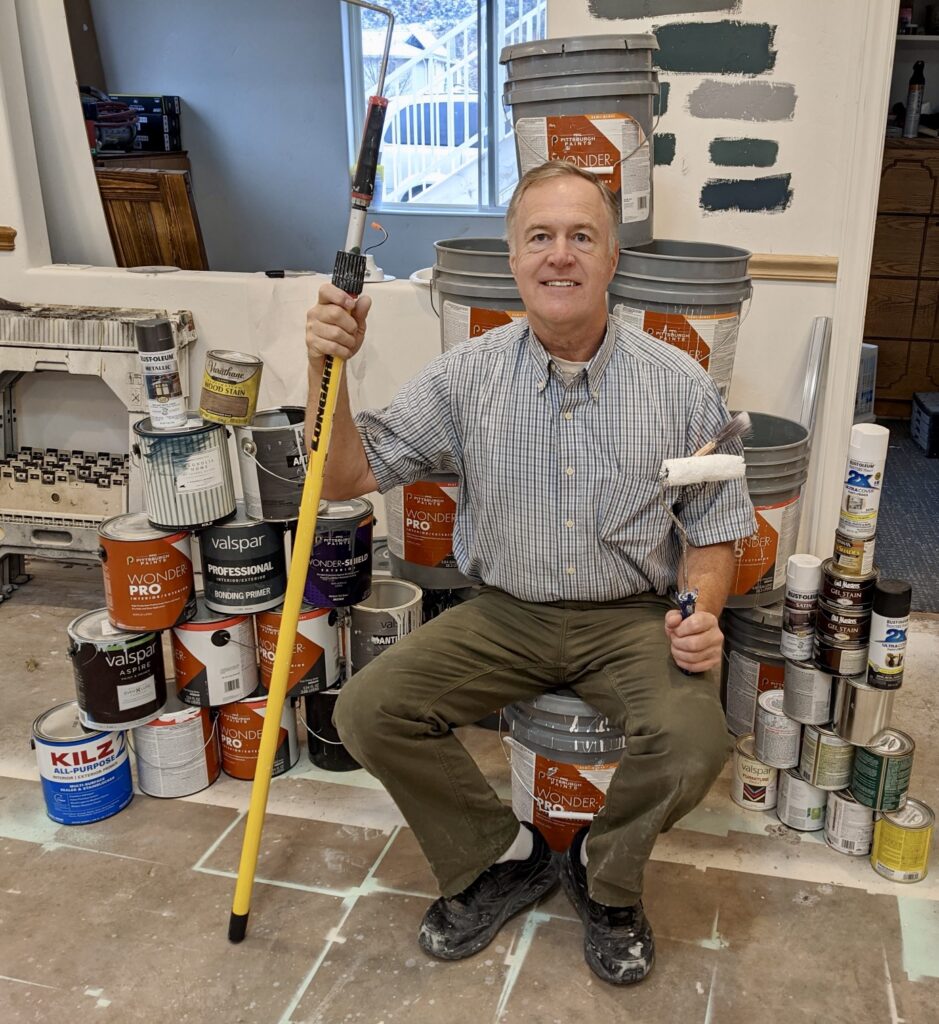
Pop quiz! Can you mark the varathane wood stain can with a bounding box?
[219,694,299,780]
[199,350,263,426]
[798,724,855,791]
[303,498,374,608]
[824,789,874,857]
[172,597,259,707]
[131,701,221,798]
[731,733,778,811]
[255,604,340,698]
[99,512,196,631]
[850,729,915,812]
[870,798,934,883]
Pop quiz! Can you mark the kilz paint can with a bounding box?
[32,702,133,825]
[850,729,914,812]
[99,512,196,631]
[303,498,373,608]
[832,675,895,746]
[218,694,299,780]
[133,415,236,530]
[172,597,259,707]
[256,604,340,698]
[234,406,307,521]
[870,798,934,883]
[720,603,785,736]
[754,690,802,770]
[131,700,221,798]
[779,554,821,663]
[838,423,890,540]
[67,609,167,730]
[348,578,423,674]
[821,559,878,610]
[867,580,912,691]
[832,531,876,577]
[776,768,828,832]
[783,660,835,726]
[731,733,778,811]
[799,724,855,791]
[199,349,263,426]
[303,687,360,772]
[200,503,287,614]
[824,789,874,857]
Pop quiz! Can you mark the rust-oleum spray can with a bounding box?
[904,61,926,139]
[867,580,912,691]
[135,318,187,430]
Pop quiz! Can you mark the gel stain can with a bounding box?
[32,702,133,825]
[131,700,221,798]
[754,690,802,770]
[824,789,874,857]
[850,729,915,812]
[219,694,299,780]
[200,503,287,614]
[67,609,167,731]
[871,798,934,883]
[799,724,855,791]
[776,768,828,832]
[172,597,259,707]
[731,733,778,811]
[783,660,835,725]
[867,579,912,691]
[303,498,374,608]
[256,604,340,698]
[821,559,878,610]
[199,350,263,426]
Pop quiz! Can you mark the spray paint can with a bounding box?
[779,554,821,662]
[134,318,187,430]
[867,580,912,691]
[904,61,926,139]
[838,424,890,539]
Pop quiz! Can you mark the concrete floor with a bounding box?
[1,561,938,1024]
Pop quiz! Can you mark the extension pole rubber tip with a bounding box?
[228,912,248,943]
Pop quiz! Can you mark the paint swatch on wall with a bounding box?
[588,0,739,16]
[654,22,776,75]
[654,82,670,117]
[688,81,797,121]
[709,138,779,167]
[700,174,793,213]
[653,133,676,165]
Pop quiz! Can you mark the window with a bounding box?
[344,0,547,209]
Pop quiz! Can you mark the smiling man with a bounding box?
[304,161,756,986]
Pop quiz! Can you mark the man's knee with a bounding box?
[665,688,732,781]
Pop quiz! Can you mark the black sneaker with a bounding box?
[561,828,655,985]
[418,822,559,961]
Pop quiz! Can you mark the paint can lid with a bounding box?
[206,349,263,367]
[757,689,787,715]
[864,728,914,757]
[99,511,184,543]
[180,594,249,626]
[872,579,912,618]
[134,317,174,352]
[67,608,153,644]
[133,414,213,437]
[32,701,103,742]
[786,553,822,591]
[882,798,934,830]
[316,497,374,524]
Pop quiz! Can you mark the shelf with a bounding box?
[896,35,939,42]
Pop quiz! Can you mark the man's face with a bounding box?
[508,176,619,339]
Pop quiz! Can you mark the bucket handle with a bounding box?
[126,715,219,770]
[500,733,596,821]
[239,436,308,486]
[429,271,439,319]
[300,707,348,747]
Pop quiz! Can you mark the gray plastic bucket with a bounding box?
[720,602,785,736]
[433,238,524,352]
[500,34,659,249]
[609,240,752,399]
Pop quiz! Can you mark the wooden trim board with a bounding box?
[749,253,839,282]
[0,226,16,251]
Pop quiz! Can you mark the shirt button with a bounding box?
[566,566,575,575]
[565,466,574,477]
[564,412,573,421]
[566,519,574,528]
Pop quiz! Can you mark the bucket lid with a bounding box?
[500,34,659,63]
[725,601,784,630]
[521,689,611,718]
[434,238,513,274]
[67,607,153,644]
[616,240,752,285]
[503,76,659,107]
[133,413,213,438]
[99,511,180,543]
[33,701,102,742]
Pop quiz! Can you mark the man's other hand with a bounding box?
[306,282,372,366]
[664,609,724,673]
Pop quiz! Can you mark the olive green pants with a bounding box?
[334,588,731,906]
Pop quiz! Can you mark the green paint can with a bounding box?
[849,728,914,812]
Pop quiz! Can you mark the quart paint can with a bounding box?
[199,349,263,426]
[303,687,360,772]
[303,498,374,608]
[66,609,167,731]
[813,635,869,677]
[779,554,821,662]
[131,699,220,798]
[172,597,259,707]
[821,559,878,610]
[783,660,835,726]
[832,675,895,746]
[218,694,299,780]
[776,768,828,832]
[799,724,855,791]
[754,690,802,770]
[98,512,196,632]
[234,406,307,521]
[200,503,287,614]
[256,604,340,698]
[731,733,778,811]
[32,702,133,825]
[850,729,914,812]
[825,789,874,856]
[815,601,872,646]
[832,531,876,577]
[867,580,912,691]
[838,423,890,540]
[871,798,934,883]
[132,415,236,530]
[504,690,627,852]
[348,578,423,674]
[720,603,785,736]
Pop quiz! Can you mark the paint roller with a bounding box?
[228,0,394,944]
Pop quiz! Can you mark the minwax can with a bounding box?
[850,729,914,812]
[871,798,934,883]
[867,580,912,690]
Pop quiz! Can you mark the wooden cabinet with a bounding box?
[866,140,939,417]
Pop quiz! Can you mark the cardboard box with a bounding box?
[133,128,183,152]
[109,94,181,116]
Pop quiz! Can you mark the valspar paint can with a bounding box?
[256,604,340,697]
[867,580,912,690]
[219,694,299,780]
[779,554,821,662]
[172,597,259,707]
[133,415,236,530]
[821,559,878,610]
[131,700,221,798]
[832,675,895,746]
[799,724,855,791]
[32,702,133,825]
[783,660,834,726]
[303,498,373,608]
[67,609,167,731]
[850,729,914,812]
[348,578,423,674]
[731,733,778,811]
[235,406,307,521]
[754,690,801,770]
[838,423,890,539]
[871,798,934,883]
[200,503,287,614]
[99,512,196,631]
[825,789,874,856]
[199,350,263,426]
[832,531,876,577]
[776,768,827,832]
[720,603,785,736]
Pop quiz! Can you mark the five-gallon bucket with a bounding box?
[504,690,625,852]
[728,413,810,608]
[720,603,785,736]
[500,34,659,249]
[609,240,752,399]
[433,238,524,352]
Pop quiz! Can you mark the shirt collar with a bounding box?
[524,320,617,397]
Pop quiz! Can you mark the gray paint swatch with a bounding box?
[589,1,739,16]
[709,137,779,167]
[653,133,676,165]
[700,174,793,213]
[688,81,797,121]
[654,21,776,75]
[654,82,670,117]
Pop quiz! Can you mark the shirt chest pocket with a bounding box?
[598,474,669,549]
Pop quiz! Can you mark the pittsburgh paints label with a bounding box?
[102,533,194,630]
[256,608,340,697]
[441,301,526,351]
[172,619,258,706]
[387,481,459,569]
[219,700,297,780]
[725,651,784,737]
[731,496,801,597]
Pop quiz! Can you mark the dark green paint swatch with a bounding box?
[653,133,676,165]
[709,137,779,167]
[700,174,792,212]
[654,82,670,117]
[654,21,777,75]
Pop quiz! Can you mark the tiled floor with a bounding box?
[2,561,938,1024]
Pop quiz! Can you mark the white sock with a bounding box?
[580,835,589,868]
[495,823,533,863]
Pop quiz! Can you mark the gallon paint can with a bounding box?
[799,724,855,791]
[821,559,878,610]
[256,604,340,698]
[504,690,627,852]
[234,406,307,521]
[303,687,360,772]
[867,580,912,691]
[303,498,374,608]
[99,512,196,632]
[825,789,874,856]
[783,660,835,726]
[720,603,785,736]
[219,694,299,780]
[200,503,287,614]
[850,729,914,812]
[199,349,263,426]
[779,554,821,663]
[832,531,876,577]
[871,798,934,883]
[731,733,778,811]
[172,597,259,707]
[386,474,473,589]
[132,415,236,530]
[838,423,890,540]
[832,675,895,746]
[348,578,423,674]
[754,690,802,770]
[776,768,828,832]
[131,699,220,798]
[66,609,167,731]
[32,702,133,825]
